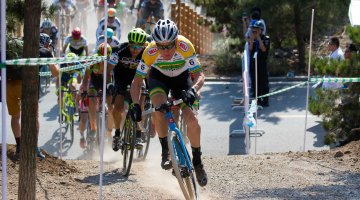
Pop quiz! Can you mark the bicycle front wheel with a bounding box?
[122,113,136,176]
[138,113,151,160]
[168,131,199,200]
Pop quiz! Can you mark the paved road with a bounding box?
[1,81,328,160]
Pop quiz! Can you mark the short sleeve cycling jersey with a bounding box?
[141,0,164,10]
[135,35,202,79]
[64,36,88,49]
[52,0,76,10]
[96,17,121,41]
[109,42,144,69]
[95,35,120,49]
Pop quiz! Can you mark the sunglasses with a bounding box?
[156,42,176,50]
[129,43,144,50]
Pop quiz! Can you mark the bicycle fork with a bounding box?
[167,112,193,175]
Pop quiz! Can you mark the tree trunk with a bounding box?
[293,2,306,72]
[18,0,41,199]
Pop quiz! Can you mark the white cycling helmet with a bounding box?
[41,18,52,29]
[151,19,179,43]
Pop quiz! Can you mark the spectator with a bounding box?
[5,35,59,159]
[327,37,344,60]
[322,37,345,89]
[243,7,267,39]
[344,43,358,59]
[248,20,270,107]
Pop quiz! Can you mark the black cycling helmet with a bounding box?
[39,33,52,47]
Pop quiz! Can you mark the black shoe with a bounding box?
[161,152,172,170]
[112,136,121,152]
[194,163,208,187]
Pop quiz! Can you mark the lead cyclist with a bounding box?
[129,19,208,187]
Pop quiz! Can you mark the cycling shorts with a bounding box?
[148,67,192,100]
[69,46,85,56]
[89,72,112,95]
[6,79,22,116]
[113,66,136,95]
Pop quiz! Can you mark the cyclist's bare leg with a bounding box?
[113,95,125,130]
[88,90,98,132]
[182,106,201,148]
[106,95,114,137]
[79,112,88,134]
[150,93,168,138]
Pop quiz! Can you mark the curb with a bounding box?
[205,76,308,82]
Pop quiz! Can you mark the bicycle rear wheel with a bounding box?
[122,113,136,176]
[168,131,199,200]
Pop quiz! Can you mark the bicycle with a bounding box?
[39,65,51,96]
[60,85,77,146]
[143,96,199,200]
[117,86,152,176]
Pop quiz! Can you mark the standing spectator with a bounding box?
[248,20,270,107]
[5,35,59,159]
[242,7,267,39]
[322,37,345,89]
[327,37,344,60]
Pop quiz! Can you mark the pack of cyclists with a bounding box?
[42,0,208,187]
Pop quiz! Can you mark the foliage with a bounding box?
[6,0,55,35]
[191,0,350,73]
[309,26,360,145]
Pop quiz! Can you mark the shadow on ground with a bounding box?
[234,172,360,199]
[78,168,136,185]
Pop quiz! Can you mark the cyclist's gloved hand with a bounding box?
[81,91,88,99]
[182,88,197,106]
[129,103,142,122]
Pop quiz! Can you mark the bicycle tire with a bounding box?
[179,113,189,145]
[168,131,199,200]
[68,105,75,146]
[139,113,151,160]
[122,113,136,176]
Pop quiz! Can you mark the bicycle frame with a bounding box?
[165,110,193,172]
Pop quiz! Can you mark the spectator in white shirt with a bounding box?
[328,37,344,60]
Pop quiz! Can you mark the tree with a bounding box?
[17,0,41,199]
[309,26,360,145]
[191,0,350,72]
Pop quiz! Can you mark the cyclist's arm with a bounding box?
[62,37,70,54]
[108,52,118,72]
[130,76,143,104]
[115,19,121,40]
[85,46,89,56]
[81,68,91,91]
[95,23,102,40]
[49,64,59,77]
[131,60,149,104]
[191,71,205,93]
